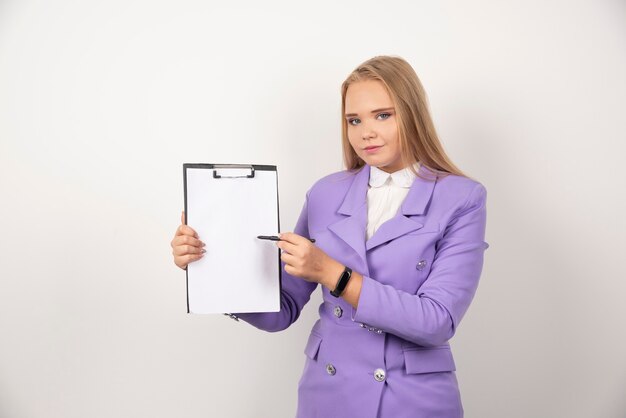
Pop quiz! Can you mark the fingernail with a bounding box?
[201,249,206,253]
[202,242,206,247]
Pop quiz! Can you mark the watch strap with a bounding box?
[330,266,352,298]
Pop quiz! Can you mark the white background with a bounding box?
[1,0,625,417]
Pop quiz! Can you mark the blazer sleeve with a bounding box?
[230,189,318,332]
[352,183,489,347]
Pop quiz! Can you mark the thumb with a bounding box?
[181,210,185,224]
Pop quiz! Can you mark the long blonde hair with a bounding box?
[341,55,469,181]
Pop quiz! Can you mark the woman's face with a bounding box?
[345,79,403,173]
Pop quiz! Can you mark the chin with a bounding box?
[365,159,390,168]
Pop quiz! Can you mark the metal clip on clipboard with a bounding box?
[212,164,255,179]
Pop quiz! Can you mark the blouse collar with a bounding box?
[369,162,420,188]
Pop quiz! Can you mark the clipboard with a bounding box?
[183,163,281,314]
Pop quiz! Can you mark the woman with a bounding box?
[171,55,489,418]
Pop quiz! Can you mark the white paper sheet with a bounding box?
[184,164,280,314]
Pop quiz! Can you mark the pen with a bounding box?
[257,235,316,243]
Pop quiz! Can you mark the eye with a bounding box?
[348,118,360,126]
[377,112,391,120]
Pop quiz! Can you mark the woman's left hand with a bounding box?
[276,232,343,286]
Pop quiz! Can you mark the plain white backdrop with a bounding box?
[1,0,625,417]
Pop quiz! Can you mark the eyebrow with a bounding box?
[345,107,395,118]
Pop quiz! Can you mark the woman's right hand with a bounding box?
[171,211,206,270]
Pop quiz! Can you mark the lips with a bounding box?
[363,145,382,154]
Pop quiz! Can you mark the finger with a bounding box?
[282,259,303,278]
[279,232,308,245]
[173,234,206,252]
[172,235,205,252]
[177,223,198,238]
[278,232,295,243]
[276,239,298,255]
[186,252,205,262]
[181,211,185,224]
[284,263,296,277]
[176,254,204,266]
[172,235,206,247]
[173,243,206,257]
[172,244,200,257]
[280,251,298,267]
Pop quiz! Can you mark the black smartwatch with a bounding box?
[330,266,352,298]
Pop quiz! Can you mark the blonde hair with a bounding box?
[341,55,470,181]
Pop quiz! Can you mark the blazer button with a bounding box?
[374,368,386,382]
[333,306,343,318]
[416,260,427,271]
[326,363,336,376]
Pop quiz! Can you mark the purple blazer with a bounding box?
[235,163,489,418]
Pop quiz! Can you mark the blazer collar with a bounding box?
[369,162,420,188]
[329,163,438,270]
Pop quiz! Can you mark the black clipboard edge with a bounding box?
[275,166,282,307]
[183,163,277,171]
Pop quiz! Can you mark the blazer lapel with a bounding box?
[327,165,370,268]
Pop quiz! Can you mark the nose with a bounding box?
[361,121,376,140]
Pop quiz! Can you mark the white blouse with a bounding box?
[366,162,420,241]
